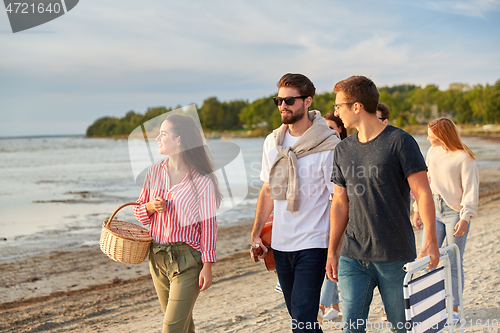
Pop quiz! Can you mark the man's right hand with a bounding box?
[417,241,440,270]
[325,254,339,282]
[250,236,268,262]
[250,182,273,263]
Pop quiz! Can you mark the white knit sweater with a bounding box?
[414,146,479,222]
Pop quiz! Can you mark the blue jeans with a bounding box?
[434,195,469,307]
[338,256,408,333]
[320,277,340,306]
[273,248,327,333]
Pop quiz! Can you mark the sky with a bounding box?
[1,0,499,137]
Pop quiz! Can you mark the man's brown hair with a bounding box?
[277,73,316,98]
[333,76,379,114]
[377,102,390,120]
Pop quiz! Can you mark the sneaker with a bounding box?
[274,281,282,293]
[323,308,342,320]
[317,309,324,322]
[446,311,459,325]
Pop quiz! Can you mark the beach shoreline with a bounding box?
[1,168,500,332]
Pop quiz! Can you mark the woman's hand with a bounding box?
[199,262,213,291]
[153,197,166,213]
[146,197,166,216]
[453,219,469,237]
[412,211,422,229]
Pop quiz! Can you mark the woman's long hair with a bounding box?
[324,113,347,140]
[166,114,223,208]
[428,118,475,161]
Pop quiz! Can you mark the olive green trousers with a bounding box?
[149,242,203,333]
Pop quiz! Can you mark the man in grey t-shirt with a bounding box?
[325,76,440,333]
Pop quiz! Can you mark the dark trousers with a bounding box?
[273,248,328,333]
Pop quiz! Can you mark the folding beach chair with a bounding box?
[403,244,464,333]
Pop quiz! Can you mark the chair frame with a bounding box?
[403,244,464,333]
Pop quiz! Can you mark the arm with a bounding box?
[455,158,479,236]
[199,181,218,263]
[133,175,155,225]
[408,170,440,269]
[325,185,349,282]
[250,182,274,259]
[453,219,469,237]
[199,262,213,291]
[133,167,167,223]
[199,181,218,291]
[413,153,431,230]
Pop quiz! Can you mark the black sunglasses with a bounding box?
[378,117,388,121]
[273,96,309,106]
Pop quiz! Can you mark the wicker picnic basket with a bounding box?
[100,202,152,264]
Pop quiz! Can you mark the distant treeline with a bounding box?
[86,80,500,137]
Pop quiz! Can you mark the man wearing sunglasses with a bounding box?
[326,76,440,332]
[251,73,340,332]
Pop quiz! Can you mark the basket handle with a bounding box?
[104,202,140,228]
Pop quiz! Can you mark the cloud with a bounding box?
[419,0,500,18]
[1,0,499,136]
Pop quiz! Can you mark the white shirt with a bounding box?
[427,146,479,222]
[260,130,335,251]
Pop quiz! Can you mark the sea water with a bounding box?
[0,134,498,260]
[0,136,263,259]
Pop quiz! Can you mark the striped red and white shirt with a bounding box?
[133,159,218,263]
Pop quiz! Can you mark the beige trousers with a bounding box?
[149,242,203,333]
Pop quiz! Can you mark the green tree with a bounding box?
[484,80,500,123]
[446,90,473,123]
[223,100,248,130]
[409,85,440,106]
[87,79,500,137]
[239,95,276,132]
[143,107,171,122]
[86,117,118,136]
[310,91,336,115]
[199,97,223,130]
[199,97,247,131]
[378,85,416,125]
[468,84,486,121]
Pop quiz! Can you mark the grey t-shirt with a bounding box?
[331,125,427,262]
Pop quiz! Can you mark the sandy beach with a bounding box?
[1,167,500,333]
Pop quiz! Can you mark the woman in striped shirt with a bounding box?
[134,114,222,333]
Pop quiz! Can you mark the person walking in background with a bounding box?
[413,117,479,322]
[251,73,340,332]
[376,102,390,125]
[318,112,345,322]
[326,75,440,333]
[134,114,222,333]
[376,102,390,322]
[325,113,347,140]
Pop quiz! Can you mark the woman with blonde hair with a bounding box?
[134,114,222,333]
[413,117,479,320]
